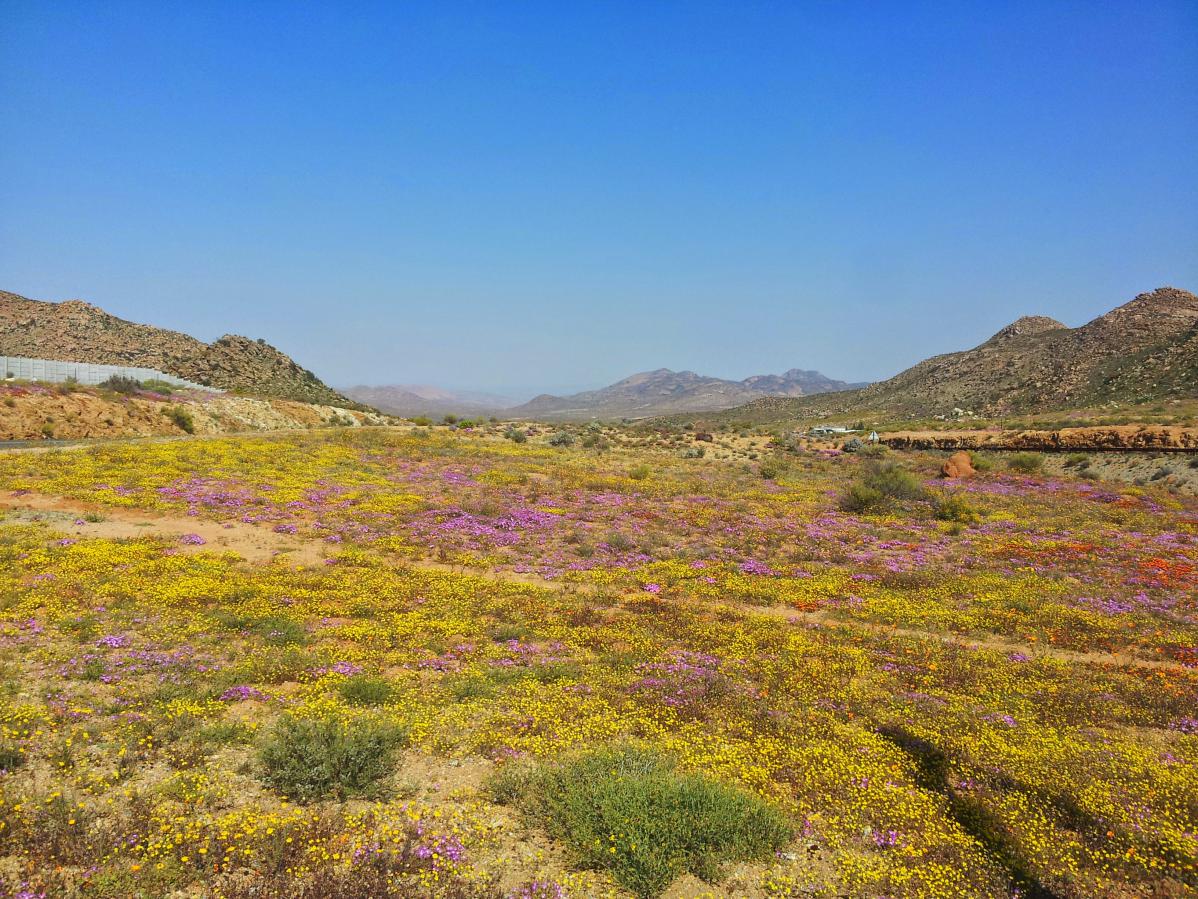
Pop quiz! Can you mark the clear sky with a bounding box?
[2,1,1196,399]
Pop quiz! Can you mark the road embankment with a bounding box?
[881,425,1198,452]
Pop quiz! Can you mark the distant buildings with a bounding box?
[807,425,858,437]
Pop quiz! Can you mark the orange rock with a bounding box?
[941,451,975,479]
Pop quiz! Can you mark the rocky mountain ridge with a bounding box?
[0,290,361,408]
[506,367,865,420]
[341,384,515,418]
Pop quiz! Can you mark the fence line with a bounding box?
[0,355,220,392]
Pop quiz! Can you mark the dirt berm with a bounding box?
[881,426,1198,452]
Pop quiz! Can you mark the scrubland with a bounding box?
[0,428,1194,898]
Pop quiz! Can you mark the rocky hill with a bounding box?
[506,367,863,421]
[0,290,362,408]
[685,286,1198,423]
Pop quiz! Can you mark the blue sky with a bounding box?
[2,1,1195,399]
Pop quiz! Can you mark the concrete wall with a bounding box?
[0,355,219,392]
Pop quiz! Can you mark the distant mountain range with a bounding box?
[676,286,1198,424]
[13,284,1193,427]
[0,290,361,408]
[341,384,516,418]
[504,368,867,420]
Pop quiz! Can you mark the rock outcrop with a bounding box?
[940,451,976,478]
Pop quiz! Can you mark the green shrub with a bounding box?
[1063,453,1090,468]
[840,482,886,513]
[759,463,781,480]
[410,416,432,427]
[628,464,651,481]
[337,676,395,707]
[215,612,307,646]
[840,463,928,514]
[933,491,980,524]
[259,715,406,801]
[102,374,139,394]
[504,427,527,443]
[198,721,255,747]
[166,406,195,434]
[867,463,928,500]
[0,742,26,772]
[967,451,993,472]
[1008,452,1043,474]
[605,531,636,552]
[548,431,575,447]
[490,745,792,898]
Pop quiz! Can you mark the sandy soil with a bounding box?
[1039,451,1198,496]
[0,490,329,564]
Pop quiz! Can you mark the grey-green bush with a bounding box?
[490,745,792,898]
[840,462,928,513]
[259,716,407,801]
[337,676,395,707]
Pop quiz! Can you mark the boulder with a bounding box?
[941,451,975,479]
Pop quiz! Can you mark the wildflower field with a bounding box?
[0,428,1195,898]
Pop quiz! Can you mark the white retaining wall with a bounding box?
[0,355,219,392]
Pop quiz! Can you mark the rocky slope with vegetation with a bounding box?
[672,286,1198,425]
[0,381,389,441]
[0,290,364,408]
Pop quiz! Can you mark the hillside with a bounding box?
[672,286,1198,425]
[0,290,363,408]
[506,367,864,420]
[342,384,514,418]
[0,380,391,441]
